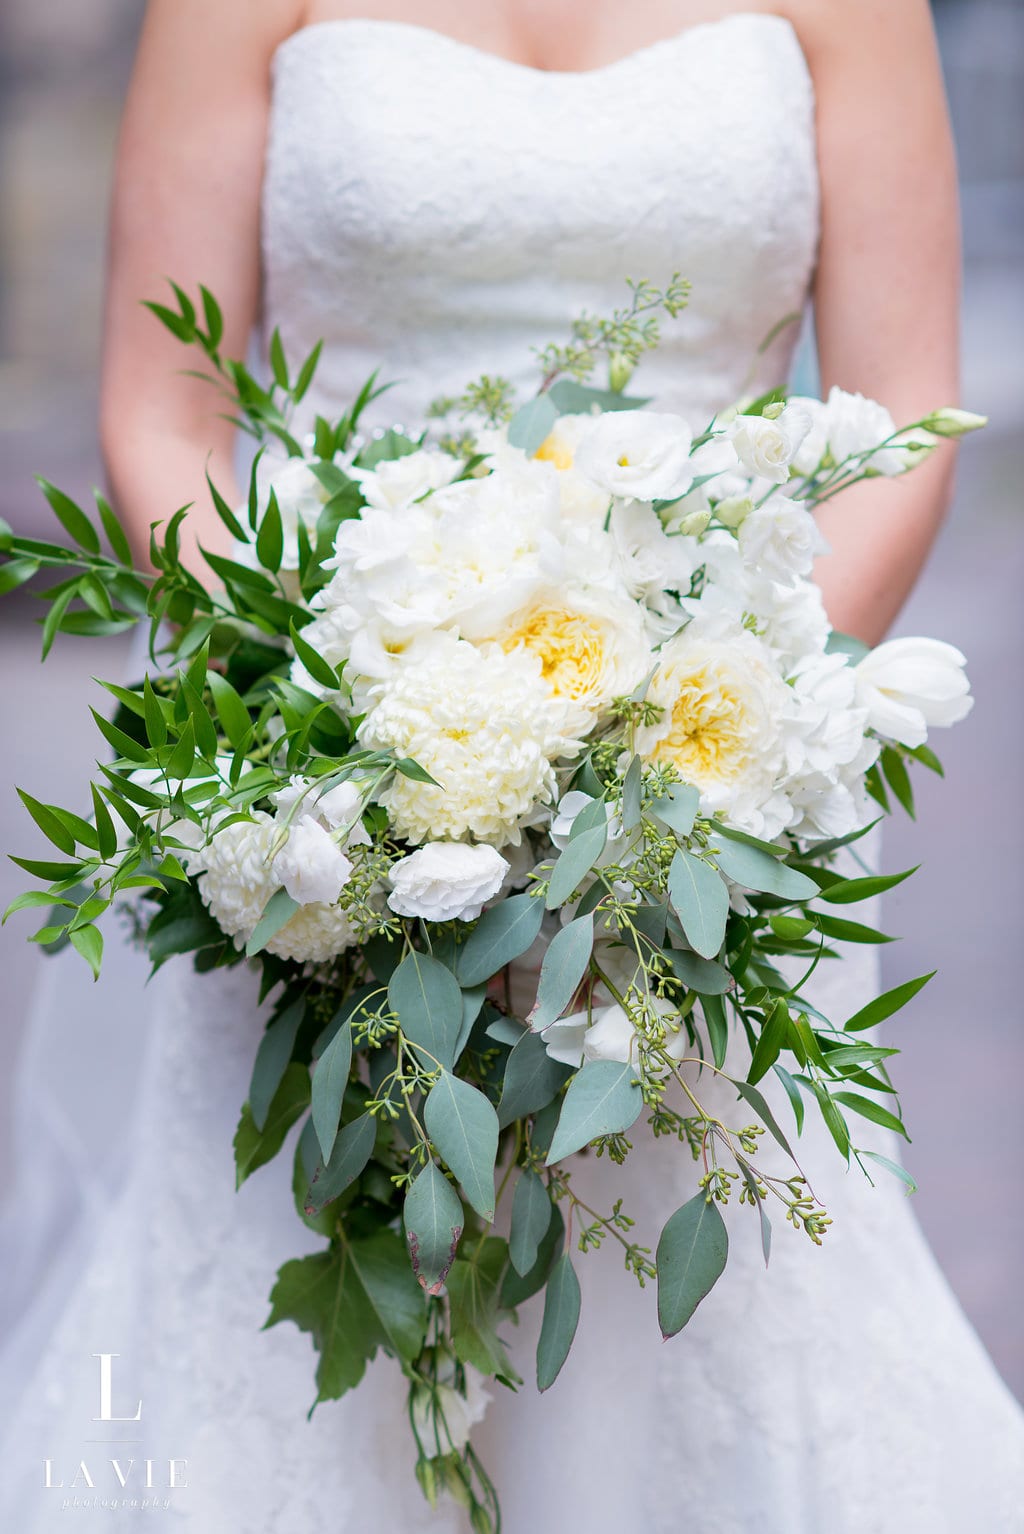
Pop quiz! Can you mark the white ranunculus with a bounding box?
[854,638,973,747]
[349,446,457,509]
[387,842,509,922]
[825,387,906,476]
[271,816,354,906]
[737,495,828,584]
[574,411,694,503]
[729,404,812,485]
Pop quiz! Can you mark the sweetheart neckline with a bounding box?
[271,11,808,84]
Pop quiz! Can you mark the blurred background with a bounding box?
[0,0,1021,1398]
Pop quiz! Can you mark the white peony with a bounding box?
[729,404,812,485]
[825,387,906,476]
[574,411,694,503]
[737,495,828,584]
[388,842,509,922]
[271,817,354,906]
[191,813,358,962]
[358,632,576,846]
[854,637,973,747]
[348,446,456,509]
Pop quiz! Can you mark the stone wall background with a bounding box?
[0,0,1021,1396]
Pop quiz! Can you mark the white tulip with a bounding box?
[854,637,973,747]
[574,411,694,502]
[387,842,509,922]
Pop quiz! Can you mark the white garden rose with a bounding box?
[358,632,576,846]
[388,842,509,922]
[636,627,792,837]
[271,817,354,906]
[854,637,973,747]
[737,495,827,584]
[349,446,457,509]
[825,387,906,476]
[192,813,358,962]
[574,411,694,502]
[729,403,812,485]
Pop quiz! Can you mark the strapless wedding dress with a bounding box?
[2,15,1021,1531]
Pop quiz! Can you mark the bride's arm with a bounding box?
[100,0,304,572]
[797,0,961,645]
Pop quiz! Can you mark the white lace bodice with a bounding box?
[261,13,819,428]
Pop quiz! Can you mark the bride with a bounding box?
[2,0,1022,1528]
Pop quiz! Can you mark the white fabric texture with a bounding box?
[1,13,1022,1530]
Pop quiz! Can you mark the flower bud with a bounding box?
[607,351,635,393]
[470,1507,495,1534]
[676,508,711,537]
[415,1457,438,1506]
[762,400,786,420]
[714,495,753,529]
[920,407,988,438]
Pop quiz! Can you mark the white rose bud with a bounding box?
[388,842,510,922]
[854,637,973,748]
[271,817,354,905]
[919,407,988,438]
[729,404,811,485]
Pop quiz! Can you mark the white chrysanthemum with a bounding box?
[497,584,652,733]
[358,633,576,847]
[348,446,457,509]
[637,627,792,837]
[192,813,358,962]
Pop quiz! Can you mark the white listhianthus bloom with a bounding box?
[854,637,973,747]
[607,499,702,621]
[825,387,907,476]
[729,403,812,485]
[411,1361,491,1457]
[496,584,652,734]
[532,413,614,525]
[271,817,354,906]
[636,626,793,838]
[737,495,828,584]
[785,396,830,476]
[191,813,358,962]
[271,776,371,842]
[540,998,686,1068]
[348,446,457,509]
[358,633,576,846]
[388,842,509,921]
[574,411,694,502]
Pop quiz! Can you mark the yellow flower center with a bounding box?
[502,607,607,704]
[534,432,575,472]
[649,665,755,784]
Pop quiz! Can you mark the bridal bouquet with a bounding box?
[2,278,979,1528]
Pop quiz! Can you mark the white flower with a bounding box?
[737,495,827,584]
[272,776,371,842]
[349,447,457,509]
[358,632,576,846]
[729,404,811,485]
[388,842,509,922]
[497,584,652,734]
[192,813,357,962]
[540,998,686,1067]
[271,817,354,906]
[825,387,906,476]
[411,1363,491,1456]
[786,396,829,476]
[574,411,694,502]
[636,627,793,838]
[920,407,987,438]
[854,637,973,747]
[533,413,613,525]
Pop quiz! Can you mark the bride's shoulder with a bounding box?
[136,0,308,69]
[781,0,941,70]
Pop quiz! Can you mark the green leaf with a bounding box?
[821,866,918,905]
[181,676,219,761]
[200,285,223,348]
[527,913,594,1030]
[164,717,197,780]
[656,1193,729,1338]
[36,477,100,552]
[234,1062,310,1187]
[207,670,253,751]
[389,952,464,1070]
[457,893,545,987]
[650,782,700,837]
[666,948,732,995]
[668,849,729,960]
[305,1111,377,1215]
[859,1149,917,1195]
[424,1071,499,1221]
[546,1058,643,1164]
[345,1228,428,1364]
[711,839,818,901]
[805,1078,850,1161]
[747,998,791,1086]
[0,556,40,594]
[729,1077,797,1161]
[16,789,76,854]
[497,1029,571,1130]
[142,675,168,748]
[906,742,943,777]
[69,923,103,979]
[545,822,608,909]
[832,1091,909,1139]
[509,1169,553,1278]
[245,886,300,957]
[844,971,935,1032]
[90,784,117,862]
[815,914,896,945]
[701,994,729,1069]
[256,488,284,572]
[621,755,643,833]
[403,1160,465,1294]
[547,378,651,413]
[311,1015,353,1163]
[507,394,559,456]
[537,1253,581,1391]
[501,1201,564,1308]
[881,746,915,818]
[289,619,341,690]
[447,1237,519,1381]
[249,998,305,1133]
[773,1062,805,1134]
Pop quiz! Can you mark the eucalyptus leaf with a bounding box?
[507,394,559,456]
[711,838,818,901]
[403,1160,465,1294]
[245,887,301,957]
[537,1254,581,1391]
[457,893,545,987]
[509,1169,553,1277]
[656,1194,729,1338]
[546,1059,643,1165]
[311,1014,354,1162]
[650,782,700,838]
[389,951,463,1069]
[249,997,305,1132]
[497,1029,571,1129]
[424,1071,499,1221]
[527,913,594,1031]
[305,1111,378,1215]
[546,823,608,910]
[668,849,729,960]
